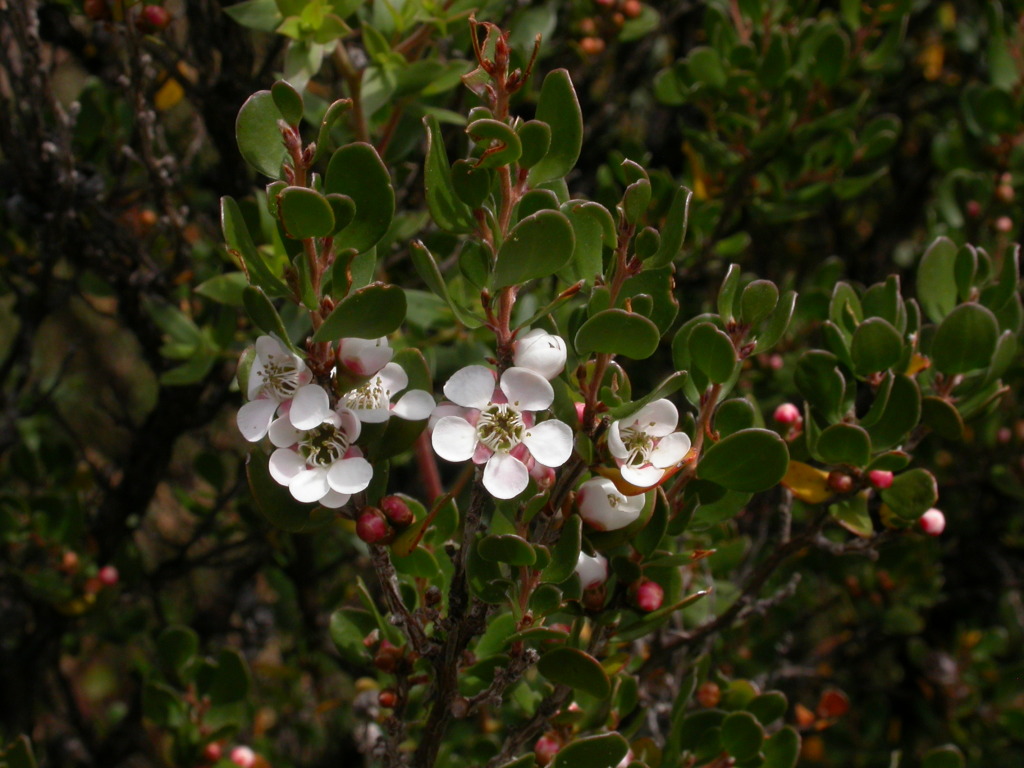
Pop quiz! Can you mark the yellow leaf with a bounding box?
[905,353,931,376]
[781,461,833,504]
[155,77,184,111]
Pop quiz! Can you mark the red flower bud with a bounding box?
[374,640,403,673]
[966,200,982,218]
[918,508,946,536]
[622,0,643,18]
[380,495,414,527]
[996,216,1013,233]
[580,37,606,55]
[773,403,801,425]
[202,742,223,763]
[378,689,398,708]
[229,746,256,768]
[136,5,172,32]
[535,735,561,766]
[98,565,120,586]
[697,681,721,708]
[635,580,664,612]
[827,471,853,494]
[83,0,111,21]
[356,508,392,544]
[867,469,893,489]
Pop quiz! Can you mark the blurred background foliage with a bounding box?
[0,0,1022,766]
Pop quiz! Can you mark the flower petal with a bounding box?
[500,367,554,412]
[432,416,479,462]
[514,329,567,380]
[392,389,435,421]
[630,399,679,436]
[338,337,393,377]
[237,398,279,442]
[351,405,391,424]
[483,452,530,499]
[255,334,289,360]
[290,384,331,430]
[268,448,306,485]
[523,419,573,468]
[288,468,329,503]
[649,431,691,468]
[443,365,496,409]
[378,362,408,396]
[268,416,301,448]
[607,420,628,460]
[620,462,666,488]
[327,456,373,494]
[319,489,350,509]
[575,551,608,589]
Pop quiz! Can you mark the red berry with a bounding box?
[356,508,391,544]
[535,735,561,766]
[918,508,946,536]
[83,0,111,21]
[867,469,893,489]
[966,200,982,218]
[229,746,256,768]
[373,640,403,673]
[378,689,398,708]
[580,37,606,55]
[827,471,853,494]
[635,580,664,612]
[202,743,223,763]
[773,403,802,425]
[136,5,172,33]
[98,565,120,586]
[380,495,414,527]
[622,0,643,18]
[696,681,721,708]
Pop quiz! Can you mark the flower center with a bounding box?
[259,354,302,401]
[605,491,624,509]
[619,426,655,466]
[299,423,350,467]
[476,403,526,453]
[344,376,389,412]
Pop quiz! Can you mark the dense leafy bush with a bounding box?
[1,2,1022,768]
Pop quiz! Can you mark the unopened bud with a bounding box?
[229,746,256,768]
[966,200,982,218]
[374,640,403,673]
[378,689,398,708]
[425,586,442,606]
[356,508,392,544]
[773,403,802,425]
[622,0,643,18]
[202,742,223,763]
[697,681,721,708]
[827,471,853,494]
[136,5,172,32]
[918,508,946,536]
[60,551,80,573]
[580,36,606,55]
[380,495,414,527]
[997,184,1015,203]
[98,565,120,586]
[867,470,893,489]
[635,580,664,612]
[996,215,1013,233]
[83,0,111,21]
[535,734,561,766]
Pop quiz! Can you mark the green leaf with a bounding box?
[747,691,788,726]
[551,733,629,768]
[493,210,575,289]
[409,241,484,328]
[714,398,756,439]
[689,322,737,384]
[143,681,185,728]
[816,423,871,467]
[451,159,492,209]
[687,46,727,89]
[242,286,295,349]
[851,317,903,375]
[325,193,356,235]
[762,726,800,768]
[922,745,965,768]
[717,265,742,321]
[224,0,283,32]
[423,115,475,232]
[328,608,376,665]
[313,283,406,341]
[881,468,938,520]
[829,492,874,538]
[575,309,660,359]
[697,428,789,493]
[207,648,251,706]
[739,280,779,326]
[478,534,536,566]
[518,120,551,169]
[794,351,846,422]
[931,303,999,374]
[561,201,615,284]
[221,196,289,297]
[271,80,303,125]
[865,374,921,450]
[324,142,395,253]
[543,515,582,584]
[278,186,335,239]
[195,272,248,306]
[754,289,796,353]
[917,236,958,323]
[537,647,611,699]
[235,90,286,178]
[620,267,680,334]
[921,396,964,440]
[157,625,198,682]
[721,711,765,761]
[529,69,584,186]
[648,185,693,267]
[246,449,332,532]
[467,118,522,169]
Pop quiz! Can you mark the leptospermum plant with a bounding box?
[224,16,1022,768]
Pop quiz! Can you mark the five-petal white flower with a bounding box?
[577,477,645,531]
[343,362,435,423]
[237,335,312,442]
[431,365,573,499]
[513,328,567,380]
[608,399,691,488]
[267,384,373,508]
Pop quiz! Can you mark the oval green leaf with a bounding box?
[493,210,575,289]
[575,309,660,359]
[278,186,335,239]
[325,142,395,253]
[551,733,629,768]
[816,423,871,467]
[528,69,583,186]
[881,468,938,520]
[689,322,737,383]
[697,428,789,493]
[312,283,407,341]
[478,533,536,566]
[720,711,765,761]
[537,646,611,699]
[932,302,999,374]
[851,317,903,375]
[235,90,286,178]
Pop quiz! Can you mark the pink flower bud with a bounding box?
[966,200,982,219]
[919,508,946,536]
[867,470,894,489]
[202,742,223,763]
[230,746,256,768]
[380,496,414,527]
[768,354,784,370]
[356,509,391,544]
[98,565,120,587]
[535,735,561,766]
[635,580,664,612]
[996,216,1013,233]
[773,403,801,425]
[575,401,586,425]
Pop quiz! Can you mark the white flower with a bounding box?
[575,551,608,589]
[577,477,645,531]
[337,337,393,378]
[236,335,312,442]
[431,365,573,499]
[343,362,435,423]
[266,383,372,508]
[513,328,567,380]
[608,399,691,488]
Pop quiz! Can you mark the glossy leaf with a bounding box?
[551,733,629,768]
[242,286,294,349]
[649,185,693,267]
[575,309,660,359]
[271,79,303,125]
[753,289,797,353]
[529,69,583,185]
[931,303,999,374]
[747,691,788,726]
[518,120,552,169]
[467,118,522,169]
[689,322,737,383]
[721,711,764,761]
[278,186,335,239]
[739,280,779,326]
[423,115,475,232]
[313,283,406,341]
[851,317,903,375]
[865,374,921,449]
[479,534,536,566]
[881,468,938,520]
[543,515,582,584]
[921,396,964,440]
[493,210,574,289]
[697,429,789,492]
[235,90,286,177]
[221,196,289,296]
[324,142,394,253]
[762,726,801,768]
[537,647,611,699]
[917,236,958,322]
[830,492,873,538]
[816,423,871,467]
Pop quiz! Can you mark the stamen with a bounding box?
[476,403,526,453]
[345,376,388,412]
[299,423,350,467]
[620,426,655,466]
[260,354,302,400]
